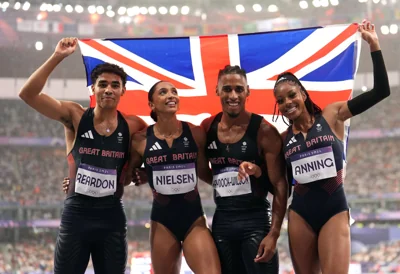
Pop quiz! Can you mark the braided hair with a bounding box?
[272,72,322,125]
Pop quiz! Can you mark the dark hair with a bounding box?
[90,63,127,86]
[273,72,322,126]
[217,65,247,82]
[148,81,164,122]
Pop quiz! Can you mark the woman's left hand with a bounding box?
[358,19,380,50]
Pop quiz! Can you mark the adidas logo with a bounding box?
[149,142,162,151]
[208,141,217,150]
[81,130,94,139]
[286,136,297,147]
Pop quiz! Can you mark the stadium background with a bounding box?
[0,0,399,273]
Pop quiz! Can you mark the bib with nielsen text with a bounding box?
[152,163,197,195]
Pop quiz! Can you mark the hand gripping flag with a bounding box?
[78,23,361,165]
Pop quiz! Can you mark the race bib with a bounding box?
[75,163,117,197]
[152,163,197,195]
[290,146,337,184]
[212,167,251,197]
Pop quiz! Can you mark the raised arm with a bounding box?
[19,37,82,128]
[324,20,390,124]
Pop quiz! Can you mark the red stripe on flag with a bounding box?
[268,23,359,80]
[306,89,352,110]
[176,35,231,115]
[81,39,192,89]
[90,94,95,108]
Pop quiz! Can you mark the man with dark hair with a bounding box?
[19,37,146,273]
[201,65,288,274]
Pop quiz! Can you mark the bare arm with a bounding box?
[281,130,293,197]
[19,38,81,127]
[126,115,148,133]
[200,116,214,133]
[124,135,145,186]
[259,122,288,239]
[190,125,212,185]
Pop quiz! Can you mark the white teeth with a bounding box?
[228,102,239,106]
[287,107,297,114]
[167,102,176,106]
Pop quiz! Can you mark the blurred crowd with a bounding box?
[0,238,151,273]
[350,89,400,130]
[352,240,400,273]
[0,236,399,273]
[0,100,65,138]
[346,139,400,197]
[0,234,294,273]
[0,148,67,205]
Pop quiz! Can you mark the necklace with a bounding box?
[155,123,181,139]
[101,119,116,134]
[219,123,245,153]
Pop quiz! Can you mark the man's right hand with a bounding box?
[19,36,83,126]
[62,177,70,194]
[54,37,78,59]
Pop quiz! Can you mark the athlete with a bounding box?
[19,37,146,273]
[201,65,288,274]
[272,20,390,274]
[125,81,220,274]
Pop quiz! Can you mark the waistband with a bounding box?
[64,193,124,209]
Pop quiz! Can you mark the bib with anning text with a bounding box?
[290,146,337,184]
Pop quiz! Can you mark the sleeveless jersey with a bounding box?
[67,108,130,198]
[283,114,344,193]
[143,122,199,198]
[205,112,271,211]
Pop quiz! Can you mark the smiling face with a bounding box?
[274,81,307,121]
[216,74,249,118]
[92,72,125,110]
[148,81,180,118]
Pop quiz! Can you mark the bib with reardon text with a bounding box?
[74,163,117,197]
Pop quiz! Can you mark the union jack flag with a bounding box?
[77,23,361,147]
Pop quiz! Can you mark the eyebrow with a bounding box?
[222,85,244,88]
[276,89,296,98]
[158,87,177,91]
[98,80,120,84]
